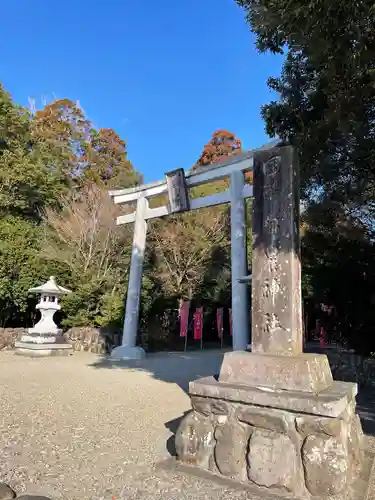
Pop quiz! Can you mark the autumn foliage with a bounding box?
[32,98,140,188]
[194,130,242,168]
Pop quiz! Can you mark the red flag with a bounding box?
[194,307,203,340]
[216,308,224,339]
[229,308,233,337]
[179,301,190,338]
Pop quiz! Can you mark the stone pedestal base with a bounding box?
[175,376,369,499]
[20,329,65,344]
[14,341,73,357]
[110,345,145,360]
[219,351,333,393]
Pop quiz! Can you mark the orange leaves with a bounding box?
[194,129,242,169]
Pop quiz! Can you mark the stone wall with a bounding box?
[64,327,121,354]
[0,326,121,355]
[0,328,24,349]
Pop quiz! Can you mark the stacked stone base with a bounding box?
[14,329,73,357]
[14,342,72,356]
[175,376,370,499]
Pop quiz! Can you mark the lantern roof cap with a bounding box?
[28,276,72,296]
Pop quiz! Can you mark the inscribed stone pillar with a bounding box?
[251,146,302,355]
[218,145,333,393]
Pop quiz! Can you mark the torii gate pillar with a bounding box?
[111,196,148,360]
[230,170,250,351]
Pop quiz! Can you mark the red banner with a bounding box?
[194,307,203,340]
[229,308,232,337]
[179,301,190,338]
[216,308,224,339]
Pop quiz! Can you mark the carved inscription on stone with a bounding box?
[264,156,281,197]
[264,312,281,334]
[265,217,281,257]
[264,159,281,227]
[263,157,282,270]
[266,250,279,274]
[261,277,280,303]
[261,157,286,336]
[252,147,301,354]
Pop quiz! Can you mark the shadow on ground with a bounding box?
[164,411,190,456]
[88,349,226,392]
[356,388,375,436]
[89,350,226,458]
[89,349,375,439]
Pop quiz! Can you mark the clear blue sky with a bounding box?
[1,0,283,182]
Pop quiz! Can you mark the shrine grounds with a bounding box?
[0,349,374,500]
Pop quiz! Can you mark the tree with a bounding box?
[0,86,68,218]
[0,215,61,327]
[82,127,142,188]
[236,0,375,351]
[142,206,231,350]
[301,201,375,354]
[148,208,230,302]
[33,98,141,191]
[193,130,242,169]
[236,1,375,213]
[32,98,90,179]
[0,82,141,331]
[42,183,132,327]
[142,129,248,347]
[147,128,245,307]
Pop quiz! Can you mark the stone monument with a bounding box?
[15,276,73,356]
[174,146,371,498]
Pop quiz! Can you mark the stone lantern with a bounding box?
[15,276,73,356]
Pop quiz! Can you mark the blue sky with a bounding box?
[1,0,283,182]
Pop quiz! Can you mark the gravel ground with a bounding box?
[0,350,374,500]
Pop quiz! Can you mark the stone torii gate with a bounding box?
[109,141,279,360]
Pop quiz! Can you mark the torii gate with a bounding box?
[109,140,279,359]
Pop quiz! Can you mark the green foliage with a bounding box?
[82,127,142,188]
[237,0,375,206]
[60,282,103,328]
[96,293,124,329]
[0,86,68,218]
[0,84,139,330]
[0,215,63,326]
[61,282,125,330]
[237,0,375,352]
